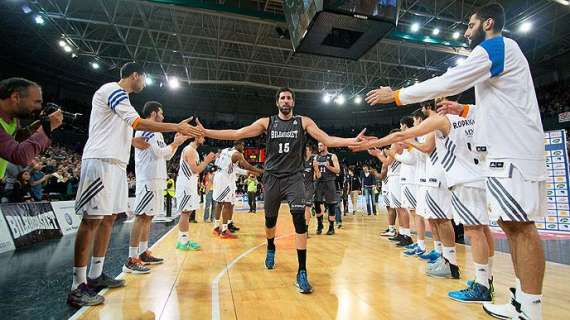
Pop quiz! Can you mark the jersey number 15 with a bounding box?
[278,142,290,154]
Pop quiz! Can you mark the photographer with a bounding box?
[0,78,63,180]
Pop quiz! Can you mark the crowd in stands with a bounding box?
[538,81,570,117]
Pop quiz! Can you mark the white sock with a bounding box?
[400,228,410,237]
[228,219,233,225]
[519,290,543,320]
[88,257,105,279]
[488,255,494,280]
[72,266,87,290]
[139,241,148,253]
[389,225,395,231]
[417,240,425,251]
[515,277,522,300]
[222,224,228,232]
[214,220,221,228]
[442,246,457,265]
[434,241,443,253]
[129,246,139,258]
[179,232,189,244]
[474,263,490,288]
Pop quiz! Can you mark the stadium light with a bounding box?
[411,23,420,33]
[519,22,532,33]
[334,95,345,105]
[58,40,66,47]
[452,31,460,39]
[322,93,332,104]
[34,15,45,25]
[432,28,440,36]
[63,45,72,53]
[168,77,180,89]
[456,57,466,65]
[354,95,362,104]
[91,62,100,70]
[145,77,154,86]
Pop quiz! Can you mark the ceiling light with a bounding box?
[34,15,45,25]
[322,93,332,104]
[145,77,154,86]
[91,62,100,69]
[334,95,345,105]
[59,40,66,47]
[452,31,460,39]
[411,23,420,33]
[63,46,72,53]
[354,95,362,104]
[432,28,440,36]
[519,22,532,33]
[168,77,180,89]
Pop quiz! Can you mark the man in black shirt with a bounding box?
[348,167,362,214]
[303,144,318,235]
[314,142,341,234]
[198,88,366,294]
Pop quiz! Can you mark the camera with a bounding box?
[43,102,82,124]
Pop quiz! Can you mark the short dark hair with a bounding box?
[141,101,162,118]
[411,108,427,120]
[275,87,295,101]
[400,116,414,128]
[0,77,40,99]
[234,140,245,147]
[421,101,436,111]
[120,62,145,79]
[473,3,505,32]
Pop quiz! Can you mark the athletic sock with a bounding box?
[417,240,426,251]
[400,228,411,237]
[88,257,105,279]
[474,263,490,289]
[139,241,149,253]
[297,249,307,272]
[434,241,443,253]
[178,231,189,244]
[228,219,233,225]
[389,225,396,232]
[267,237,275,251]
[515,278,522,300]
[214,219,221,228]
[222,224,228,232]
[129,246,139,258]
[442,246,457,265]
[488,255,494,280]
[519,291,543,320]
[71,266,87,290]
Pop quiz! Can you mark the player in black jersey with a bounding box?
[197,87,366,294]
[314,142,341,235]
[303,144,319,236]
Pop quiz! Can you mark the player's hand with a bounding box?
[177,117,204,137]
[367,148,382,158]
[437,100,464,116]
[350,139,380,152]
[365,87,396,105]
[132,137,150,150]
[173,133,189,146]
[49,110,64,130]
[204,152,217,163]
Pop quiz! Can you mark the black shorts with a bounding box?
[262,172,305,218]
[304,181,314,207]
[315,180,338,204]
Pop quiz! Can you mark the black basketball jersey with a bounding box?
[303,154,315,185]
[316,153,336,181]
[264,115,305,178]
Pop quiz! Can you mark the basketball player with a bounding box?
[196,87,366,293]
[314,142,341,235]
[212,140,263,238]
[364,4,546,319]
[395,118,418,248]
[69,62,202,307]
[376,150,397,237]
[303,144,319,235]
[124,101,189,274]
[175,135,216,250]
[368,106,460,279]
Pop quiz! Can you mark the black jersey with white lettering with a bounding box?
[264,115,305,178]
[303,154,316,185]
[316,153,336,181]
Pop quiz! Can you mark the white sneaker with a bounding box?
[483,288,520,320]
[380,229,396,237]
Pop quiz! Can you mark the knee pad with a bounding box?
[292,210,307,234]
[265,215,278,229]
[327,203,337,217]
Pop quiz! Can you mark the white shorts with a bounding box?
[133,183,164,216]
[75,159,128,216]
[213,173,236,204]
[388,176,402,208]
[382,178,391,208]
[423,186,452,220]
[450,185,489,226]
[416,184,427,215]
[176,181,200,213]
[485,165,546,222]
[401,183,417,209]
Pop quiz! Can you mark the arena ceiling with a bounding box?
[1,0,569,108]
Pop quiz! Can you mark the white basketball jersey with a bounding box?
[176,145,199,188]
[415,135,427,185]
[215,148,238,177]
[435,115,484,188]
[397,148,417,185]
[387,158,401,177]
[425,136,447,189]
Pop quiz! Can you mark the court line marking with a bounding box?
[68,224,178,320]
[211,233,294,320]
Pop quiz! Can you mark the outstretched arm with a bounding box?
[303,116,366,148]
[232,152,263,175]
[200,118,268,141]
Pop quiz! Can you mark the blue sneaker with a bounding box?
[403,246,425,257]
[448,282,492,304]
[418,249,440,263]
[404,243,418,250]
[265,250,275,269]
[296,270,313,294]
[467,278,495,298]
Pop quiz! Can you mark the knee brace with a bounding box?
[292,210,307,234]
[265,215,278,229]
